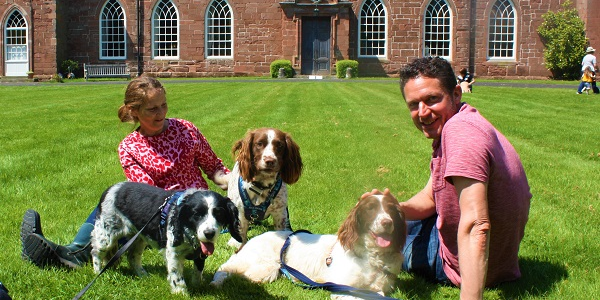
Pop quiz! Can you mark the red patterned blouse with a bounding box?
[118,118,229,190]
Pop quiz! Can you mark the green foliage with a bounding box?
[269,59,294,78]
[61,59,80,78]
[335,60,359,78]
[537,1,587,80]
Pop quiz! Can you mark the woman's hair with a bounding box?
[399,57,458,98]
[118,76,166,123]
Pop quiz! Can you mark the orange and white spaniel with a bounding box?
[226,128,303,249]
[212,193,406,298]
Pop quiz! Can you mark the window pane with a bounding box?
[359,0,386,57]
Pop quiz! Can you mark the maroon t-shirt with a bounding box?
[431,103,531,286]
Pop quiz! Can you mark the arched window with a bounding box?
[100,0,126,60]
[358,0,386,57]
[206,0,233,58]
[424,0,451,59]
[4,9,29,76]
[488,0,515,59]
[152,0,179,59]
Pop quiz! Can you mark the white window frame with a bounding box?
[358,0,387,58]
[5,9,28,63]
[152,0,179,60]
[99,0,127,60]
[487,0,516,61]
[205,0,233,59]
[423,0,452,60]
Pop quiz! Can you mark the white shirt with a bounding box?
[581,53,596,72]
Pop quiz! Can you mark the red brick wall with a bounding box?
[0,0,596,78]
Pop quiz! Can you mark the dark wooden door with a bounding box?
[301,17,331,75]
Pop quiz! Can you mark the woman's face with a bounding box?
[131,88,168,136]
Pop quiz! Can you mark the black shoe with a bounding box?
[20,210,43,260]
[22,233,60,268]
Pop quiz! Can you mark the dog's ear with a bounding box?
[225,198,243,243]
[387,198,407,252]
[233,130,255,181]
[280,133,303,184]
[170,204,186,247]
[337,199,361,251]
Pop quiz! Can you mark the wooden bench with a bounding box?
[84,63,131,81]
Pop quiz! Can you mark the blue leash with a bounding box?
[279,230,400,300]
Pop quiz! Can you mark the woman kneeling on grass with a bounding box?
[20,76,231,268]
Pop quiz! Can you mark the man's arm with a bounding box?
[454,176,490,300]
[398,175,437,220]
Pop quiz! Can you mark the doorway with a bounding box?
[301,17,330,75]
[4,10,29,77]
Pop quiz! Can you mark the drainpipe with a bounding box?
[468,0,476,73]
[29,0,34,73]
[137,0,143,76]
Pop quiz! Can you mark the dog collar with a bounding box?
[239,175,282,222]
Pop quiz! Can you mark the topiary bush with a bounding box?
[335,60,359,79]
[537,1,587,80]
[270,60,294,78]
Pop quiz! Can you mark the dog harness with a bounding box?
[279,230,400,300]
[238,175,282,222]
[158,191,185,248]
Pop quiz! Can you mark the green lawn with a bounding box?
[0,79,598,299]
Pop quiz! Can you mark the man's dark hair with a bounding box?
[399,57,458,98]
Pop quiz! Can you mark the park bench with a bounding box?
[84,63,131,81]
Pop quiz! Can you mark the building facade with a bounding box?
[1,0,598,79]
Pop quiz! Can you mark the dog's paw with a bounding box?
[227,237,242,249]
[209,271,229,288]
[170,286,189,295]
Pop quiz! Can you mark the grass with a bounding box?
[0,79,598,299]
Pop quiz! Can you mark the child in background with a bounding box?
[581,66,595,94]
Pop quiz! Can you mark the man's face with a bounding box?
[403,76,462,140]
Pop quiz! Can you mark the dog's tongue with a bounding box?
[375,235,392,248]
[200,242,215,256]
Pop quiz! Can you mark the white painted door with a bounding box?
[4,10,29,77]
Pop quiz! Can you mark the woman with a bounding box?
[21,77,230,268]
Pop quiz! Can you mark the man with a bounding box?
[364,57,531,300]
[578,46,598,94]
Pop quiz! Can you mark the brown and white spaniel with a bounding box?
[211,193,407,298]
[226,128,303,249]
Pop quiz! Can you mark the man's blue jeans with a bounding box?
[402,215,449,283]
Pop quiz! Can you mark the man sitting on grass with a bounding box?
[364,57,531,300]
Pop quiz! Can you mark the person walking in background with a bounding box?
[20,76,231,269]
[364,57,531,300]
[577,46,598,94]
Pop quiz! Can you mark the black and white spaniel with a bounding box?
[211,193,407,298]
[90,181,242,295]
[226,128,303,249]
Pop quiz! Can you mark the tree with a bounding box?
[537,1,587,80]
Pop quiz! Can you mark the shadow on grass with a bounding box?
[494,257,568,298]
[395,257,568,299]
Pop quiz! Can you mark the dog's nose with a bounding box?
[204,228,216,239]
[263,156,277,167]
[381,218,392,229]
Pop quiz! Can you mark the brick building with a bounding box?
[1,0,599,79]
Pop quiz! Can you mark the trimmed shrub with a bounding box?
[270,60,294,78]
[335,60,359,79]
[537,1,587,80]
